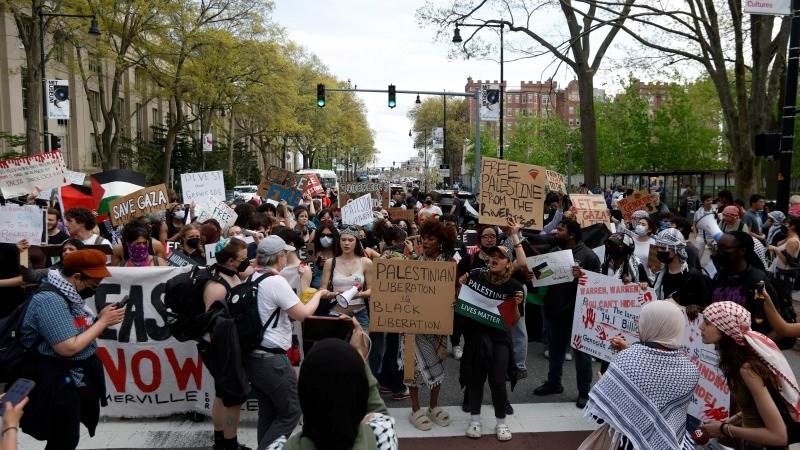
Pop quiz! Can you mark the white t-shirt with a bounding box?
[279,264,301,295]
[256,275,300,350]
[82,234,112,248]
[418,205,442,219]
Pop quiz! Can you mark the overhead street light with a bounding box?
[452,27,462,43]
[415,94,421,104]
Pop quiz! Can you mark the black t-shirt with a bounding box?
[0,243,25,318]
[712,265,778,335]
[47,230,69,245]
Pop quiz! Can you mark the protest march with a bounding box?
[2,149,799,450]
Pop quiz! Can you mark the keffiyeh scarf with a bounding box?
[584,344,699,450]
[704,301,800,420]
[47,269,95,320]
[767,211,786,246]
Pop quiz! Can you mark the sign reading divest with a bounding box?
[180,170,225,204]
[479,156,545,230]
[570,270,655,362]
[339,182,390,210]
[0,151,68,198]
[109,184,169,226]
[617,191,659,222]
[571,194,611,228]
[369,259,455,335]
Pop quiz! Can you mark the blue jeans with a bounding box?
[511,316,528,370]
[368,332,386,377]
[546,317,592,397]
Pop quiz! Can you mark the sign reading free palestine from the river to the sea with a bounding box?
[368,258,455,335]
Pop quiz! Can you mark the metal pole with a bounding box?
[39,9,50,152]
[474,90,481,193]
[778,0,800,212]
[443,94,448,186]
[424,129,428,194]
[499,24,504,159]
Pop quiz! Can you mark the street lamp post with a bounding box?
[453,21,505,159]
[38,9,100,152]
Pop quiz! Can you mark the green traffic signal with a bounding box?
[388,84,396,108]
[317,84,326,107]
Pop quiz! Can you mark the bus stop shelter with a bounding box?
[601,169,734,208]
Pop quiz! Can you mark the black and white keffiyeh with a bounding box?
[47,269,96,320]
[583,344,699,450]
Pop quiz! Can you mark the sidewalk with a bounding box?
[18,402,596,449]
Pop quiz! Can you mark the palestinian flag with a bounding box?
[90,169,146,215]
[456,275,519,331]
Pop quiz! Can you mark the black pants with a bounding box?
[378,333,405,394]
[467,339,510,418]
[451,314,464,347]
[44,385,91,450]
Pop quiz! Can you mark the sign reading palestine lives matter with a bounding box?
[479,156,545,230]
[369,259,455,335]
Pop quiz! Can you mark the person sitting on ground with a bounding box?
[582,301,699,450]
[265,335,397,450]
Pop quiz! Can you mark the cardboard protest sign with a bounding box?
[570,271,655,362]
[196,200,237,230]
[341,193,374,226]
[684,314,730,423]
[260,184,303,206]
[525,250,575,287]
[617,191,659,221]
[388,207,415,223]
[368,258,455,335]
[479,156,545,230]
[304,174,325,197]
[0,151,67,198]
[0,204,44,244]
[457,272,523,331]
[545,170,567,193]
[205,243,217,265]
[571,194,611,228]
[257,166,308,197]
[180,170,225,204]
[108,184,169,226]
[339,182,390,210]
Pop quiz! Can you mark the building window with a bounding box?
[88,53,100,74]
[87,90,100,121]
[116,98,126,137]
[568,106,575,114]
[20,67,29,121]
[527,93,533,101]
[57,119,68,126]
[569,92,579,101]
[542,94,550,105]
[152,107,161,126]
[90,133,99,166]
[135,103,143,138]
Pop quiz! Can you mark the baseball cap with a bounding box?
[257,235,296,256]
[486,245,514,261]
[63,249,112,279]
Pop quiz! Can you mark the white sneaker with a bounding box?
[466,422,481,439]
[566,352,573,361]
[453,345,463,360]
[496,424,512,441]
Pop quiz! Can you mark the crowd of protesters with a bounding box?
[2,177,800,450]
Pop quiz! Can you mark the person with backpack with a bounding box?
[700,301,800,448]
[18,249,125,450]
[199,238,252,450]
[249,235,329,448]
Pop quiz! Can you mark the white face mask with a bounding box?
[320,236,334,248]
[634,224,648,237]
[174,210,186,220]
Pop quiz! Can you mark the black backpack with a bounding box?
[0,286,69,382]
[164,266,229,342]
[225,273,273,352]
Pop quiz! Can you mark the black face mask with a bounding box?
[236,259,250,273]
[656,251,674,264]
[607,246,626,258]
[78,287,96,299]
[186,237,200,249]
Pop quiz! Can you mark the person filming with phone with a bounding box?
[18,249,124,450]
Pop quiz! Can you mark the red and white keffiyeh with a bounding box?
[704,301,800,421]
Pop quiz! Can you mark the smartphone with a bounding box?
[114,295,130,310]
[303,316,354,342]
[0,379,35,415]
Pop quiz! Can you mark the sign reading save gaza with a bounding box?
[109,184,169,226]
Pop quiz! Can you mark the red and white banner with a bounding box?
[304,174,324,197]
[0,151,68,198]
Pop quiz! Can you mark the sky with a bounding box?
[271,1,640,169]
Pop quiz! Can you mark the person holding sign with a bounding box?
[700,301,800,448]
[402,219,454,432]
[319,227,373,329]
[581,301,699,450]
[458,245,524,442]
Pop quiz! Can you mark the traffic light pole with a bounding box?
[778,0,800,212]
[325,87,482,191]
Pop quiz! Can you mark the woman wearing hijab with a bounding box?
[652,228,711,317]
[582,301,700,450]
[266,336,397,450]
[700,301,800,448]
[601,232,649,288]
[628,210,656,280]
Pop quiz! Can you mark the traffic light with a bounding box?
[388,84,396,109]
[316,84,325,107]
[50,134,62,151]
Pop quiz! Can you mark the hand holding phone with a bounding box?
[114,295,130,309]
[0,378,35,416]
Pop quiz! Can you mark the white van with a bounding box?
[232,185,259,202]
[296,169,338,191]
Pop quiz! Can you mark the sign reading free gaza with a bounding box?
[368,259,455,335]
[109,184,169,226]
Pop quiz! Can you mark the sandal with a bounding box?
[409,408,432,431]
[427,406,451,427]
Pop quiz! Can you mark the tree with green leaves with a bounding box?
[408,96,468,183]
[504,113,582,173]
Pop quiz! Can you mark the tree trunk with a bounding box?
[227,112,235,177]
[163,97,182,186]
[578,74,598,187]
[23,26,42,155]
